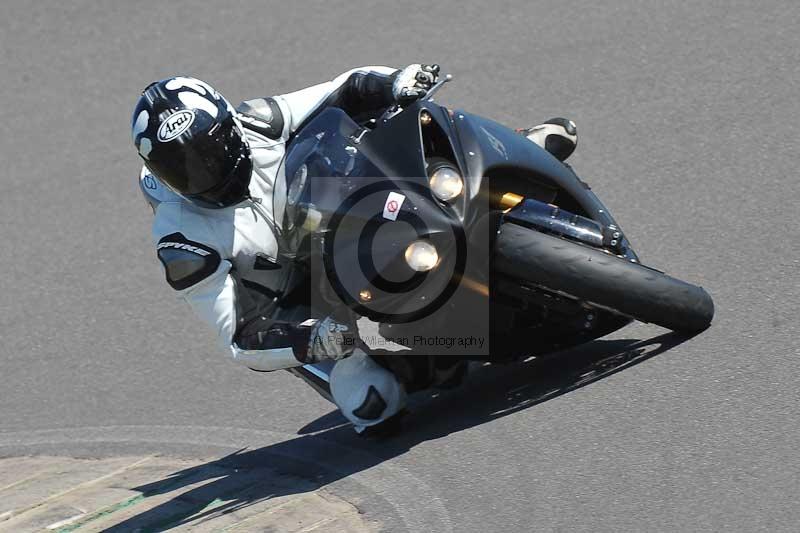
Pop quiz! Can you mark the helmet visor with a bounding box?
[145,115,252,207]
[183,148,253,209]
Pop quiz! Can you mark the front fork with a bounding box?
[499,194,636,260]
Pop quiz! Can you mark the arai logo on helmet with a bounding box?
[157,110,195,142]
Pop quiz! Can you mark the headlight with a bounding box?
[429,166,463,202]
[300,204,322,231]
[404,240,439,272]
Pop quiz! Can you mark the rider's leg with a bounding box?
[518,117,578,162]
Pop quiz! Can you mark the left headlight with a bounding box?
[429,166,463,202]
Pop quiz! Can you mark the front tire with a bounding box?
[493,223,714,332]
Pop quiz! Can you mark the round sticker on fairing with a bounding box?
[157,110,195,142]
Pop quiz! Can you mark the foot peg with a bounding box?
[520,117,578,162]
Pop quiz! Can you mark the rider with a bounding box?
[131,64,578,435]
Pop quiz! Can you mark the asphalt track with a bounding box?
[1,1,799,531]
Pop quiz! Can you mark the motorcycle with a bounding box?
[273,74,714,397]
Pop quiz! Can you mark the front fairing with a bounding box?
[277,99,639,350]
[279,106,467,323]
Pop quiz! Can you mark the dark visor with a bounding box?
[183,149,253,209]
[146,116,252,207]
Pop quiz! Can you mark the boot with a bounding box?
[519,117,578,162]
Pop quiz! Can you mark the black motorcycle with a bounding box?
[274,75,714,394]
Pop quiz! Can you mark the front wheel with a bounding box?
[493,223,714,333]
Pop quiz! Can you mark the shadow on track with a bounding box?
[100,331,693,531]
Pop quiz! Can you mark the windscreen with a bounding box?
[277,106,429,240]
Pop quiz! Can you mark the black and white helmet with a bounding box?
[131,77,252,209]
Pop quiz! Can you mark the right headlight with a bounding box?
[404,240,439,272]
[429,166,463,202]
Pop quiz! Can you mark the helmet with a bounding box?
[131,77,252,209]
[330,350,407,430]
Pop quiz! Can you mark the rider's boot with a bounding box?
[356,408,408,440]
[518,117,578,162]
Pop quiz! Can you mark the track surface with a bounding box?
[1,1,798,531]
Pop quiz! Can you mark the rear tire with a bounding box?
[493,223,714,332]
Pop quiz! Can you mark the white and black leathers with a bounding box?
[140,66,407,372]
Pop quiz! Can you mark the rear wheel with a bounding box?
[493,223,714,332]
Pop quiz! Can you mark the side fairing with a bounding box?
[451,110,634,245]
[452,110,571,189]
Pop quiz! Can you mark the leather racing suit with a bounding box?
[140,66,406,372]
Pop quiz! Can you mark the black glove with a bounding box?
[235,315,359,365]
[235,319,308,352]
[295,316,360,364]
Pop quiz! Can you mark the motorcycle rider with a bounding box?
[131,64,578,435]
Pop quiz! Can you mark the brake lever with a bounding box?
[421,73,453,102]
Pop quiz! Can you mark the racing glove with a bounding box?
[392,64,440,104]
[297,316,360,364]
[235,315,359,366]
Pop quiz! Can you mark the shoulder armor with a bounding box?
[157,232,221,290]
[236,97,284,139]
